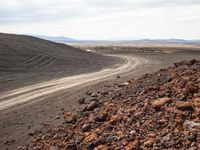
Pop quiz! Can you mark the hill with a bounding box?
[0,33,114,91]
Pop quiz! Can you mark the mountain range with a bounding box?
[32,35,200,45]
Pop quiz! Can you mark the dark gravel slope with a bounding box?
[0,33,114,92]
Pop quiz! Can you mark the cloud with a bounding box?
[1,0,200,24]
[0,0,84,24]
[84,0,200,9]
[0,0,199,39]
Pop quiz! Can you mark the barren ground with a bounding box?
[0,46,200,149]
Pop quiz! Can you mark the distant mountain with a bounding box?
[32,35,76,43]
[135,39,200,45]
[31,35,200,45]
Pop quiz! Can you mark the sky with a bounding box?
[0,0,200,40]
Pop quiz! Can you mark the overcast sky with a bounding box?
[0,0,200,40]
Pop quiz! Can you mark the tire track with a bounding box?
[0,55,148,111]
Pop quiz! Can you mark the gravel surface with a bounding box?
[20,59,200,150]
[0,33,114,93]
[0,49,200,150]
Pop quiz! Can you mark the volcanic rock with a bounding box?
[151,97,171,109]
[176,101,194,111]
[64,112,76,123]
[22,60,200,149]
[144,138,155,147]
[84,133,97,143]
[82,123,92,132]
[86,101,98,111]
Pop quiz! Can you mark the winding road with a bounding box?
[0,54,148,111]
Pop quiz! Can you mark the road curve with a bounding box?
[0,54,148,111]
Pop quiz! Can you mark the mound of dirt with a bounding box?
[21,59,200,149]
[0,33,114,91]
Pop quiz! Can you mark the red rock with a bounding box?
[176,101,194,111]
[144,138,155,147]
[151,97,171,109]
[159,118,168,124]
[193,97,200,107]
[162,133,171,142]
[86,101,98,111]
[126,140,140,149]
[64,112,76,123]
[148,133,156,138]
[44,143,50,150]
[84,133,97,143]
[194,107,200,114]
[108,115,119,125]
[175,116,184,126]
[23,60,200,150]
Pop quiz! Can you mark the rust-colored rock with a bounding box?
[144,138,155,147]
[107,115,119,125]
[176,101,194,111]
[64,112,76,123]
[193,97,200,107]
[86,101,98,111]
[22,60,200,150]
[83,133,97,143]
[151,97,171,109]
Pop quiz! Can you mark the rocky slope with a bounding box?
[21,59,200,149]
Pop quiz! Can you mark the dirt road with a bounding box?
[0,55,147,111]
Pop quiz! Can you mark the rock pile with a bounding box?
[21,59,200,149]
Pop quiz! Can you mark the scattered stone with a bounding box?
[91,93,98,97]
[101,91,108,96]
[22,60,200,149]
[75,136,84,144]
[123,81,130,86]
[184,120,200,129]
[162,133,171,143]
[89,97,98,102]
[28,131,35,136]
[151,97,171,109]
[86,101,98,111]
[193,97,200,107]
[54,116,60,120]
[108,115,119,125]
[94,113,107,122]
[65,144,77,149]
[144,138,155,147]
[78,97,85,104]
[64,112,76,123]
[82,123,92,132]
[84,133,97,143]
[187,133,197,142]
[176,102,194,111]
[86,91,92,96]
